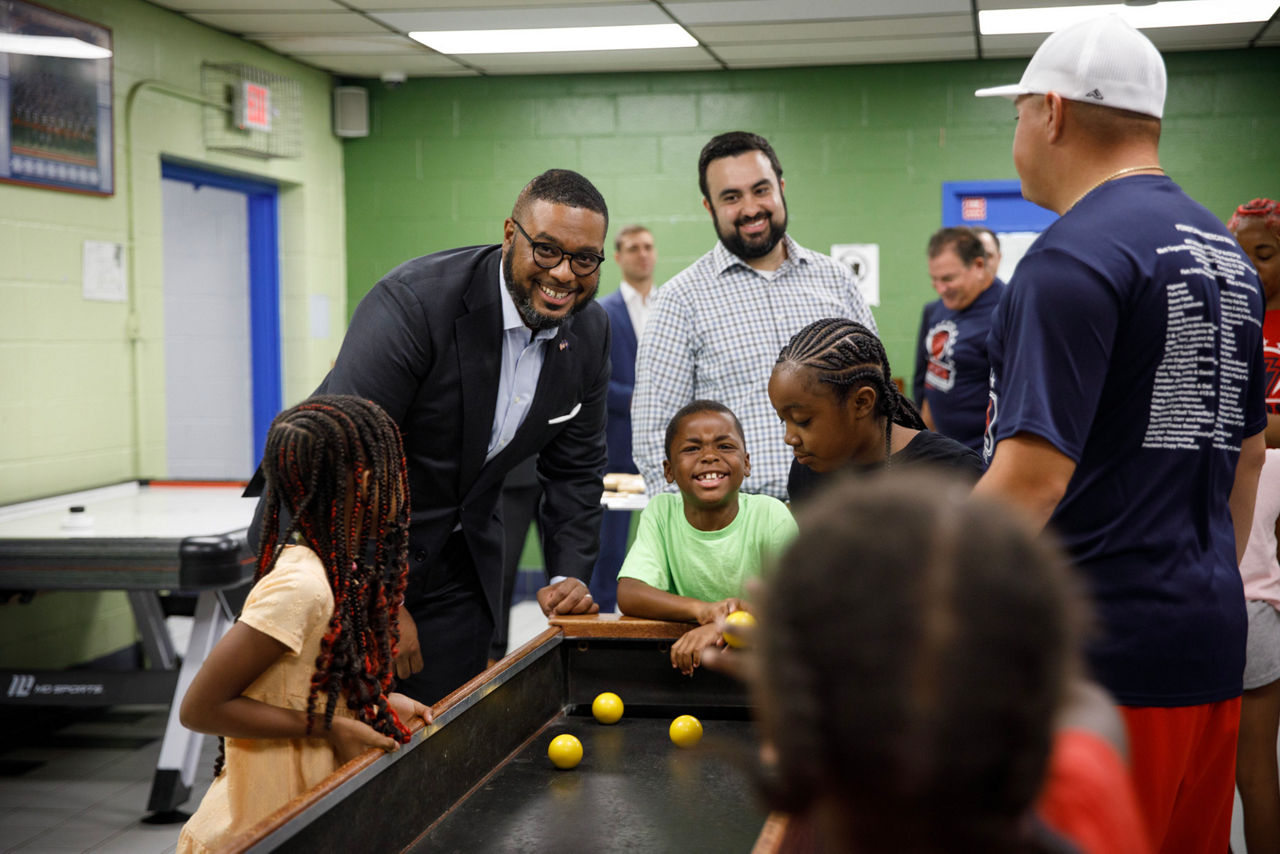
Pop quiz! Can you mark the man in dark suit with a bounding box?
[593,225,656,610]
[313,170,609,703]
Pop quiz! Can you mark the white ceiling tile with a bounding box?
[716,34,979,63]
[148,0,343,10]
[281,52,478,76]
[252,34,423,54]
[692,15,975,44]
[186,11,389,35]
[368,4,668,32]
[667,0,971,26]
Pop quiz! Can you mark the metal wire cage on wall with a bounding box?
[201,62,302,159]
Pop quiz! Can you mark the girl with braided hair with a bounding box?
[750,472,1148,853]
[768,318,981,505]
[1227,197,1280,854]
[178,395,430,854]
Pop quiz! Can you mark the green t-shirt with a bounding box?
[618,492,798,601]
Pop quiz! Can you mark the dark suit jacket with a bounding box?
[599,289,638,474]
[317,244,609,621]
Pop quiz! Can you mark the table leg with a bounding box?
[126,591,177,670]
[145,589,233,814]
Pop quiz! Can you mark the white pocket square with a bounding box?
[547,403,581,425]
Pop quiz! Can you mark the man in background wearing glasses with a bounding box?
[632,131,877,501]
[305,169,611,704]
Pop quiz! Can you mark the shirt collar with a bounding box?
[619,280,649,306]
[498,261,558,340]
[711,233,807,277]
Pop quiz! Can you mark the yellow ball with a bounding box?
[547,734,583,769]
[592,691,624,725]
[669,714,703,748]
[722,610,757,649]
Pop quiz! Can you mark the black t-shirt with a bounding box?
[787,429,983,505]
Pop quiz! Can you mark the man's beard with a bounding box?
[715,198,788,260]
[502,250,594,331]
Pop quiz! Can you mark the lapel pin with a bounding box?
[559,340,569,351]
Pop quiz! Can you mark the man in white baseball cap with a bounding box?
[972,15,1267,853]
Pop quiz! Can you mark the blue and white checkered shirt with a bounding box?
[631,235,877,499]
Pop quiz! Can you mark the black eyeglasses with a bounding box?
[511,219,604,276]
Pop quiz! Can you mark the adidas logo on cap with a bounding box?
[1085,89,1104,100]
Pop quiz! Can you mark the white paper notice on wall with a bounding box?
[310,294,330,339]
[830,243,879,307]
[83,240,127,302]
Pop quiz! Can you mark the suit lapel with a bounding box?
[457,254,503,492]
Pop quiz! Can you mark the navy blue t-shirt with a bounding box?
[913,280,1005,455]
[984,175,1266,706]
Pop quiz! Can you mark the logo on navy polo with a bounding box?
[924,320,959,393]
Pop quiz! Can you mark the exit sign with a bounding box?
[961,196,987,221]
[237,82,272,132]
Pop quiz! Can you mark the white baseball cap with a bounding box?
[975,14,1167,118]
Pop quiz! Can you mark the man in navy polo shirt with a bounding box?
[912,227,1005,455]
[973,16,1266,852]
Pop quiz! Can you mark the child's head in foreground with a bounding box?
[662,399,750,513]
[754,472,1084,853]
[258,394,411,732]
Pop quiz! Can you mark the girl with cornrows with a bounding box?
[177,395,431,854]
[768,318,981,505]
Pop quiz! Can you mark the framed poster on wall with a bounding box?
[0,0,113,195]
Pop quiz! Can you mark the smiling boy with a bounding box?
[616,400,797,674]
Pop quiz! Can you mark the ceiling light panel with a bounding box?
[979,1,1280,34]
[411,24,696,54]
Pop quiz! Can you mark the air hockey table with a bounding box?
[0,480,258,816]
[219,615,792,854]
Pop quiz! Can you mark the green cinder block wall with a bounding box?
[344,49,1280,391]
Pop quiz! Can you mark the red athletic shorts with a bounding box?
[1120,699,1242,854]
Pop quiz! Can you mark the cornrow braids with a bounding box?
[1227,198,1280,238]
[215,394,411,779]
[776,318,925,464]
[755,473,1083,853]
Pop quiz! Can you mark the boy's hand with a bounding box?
[695,597,745,626]
[327,716,399,765]
[671,623,725,676]
[388,692,433,728]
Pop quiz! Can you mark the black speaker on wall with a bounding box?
[333,86,369,138]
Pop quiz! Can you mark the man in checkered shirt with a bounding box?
[631,131,877,499]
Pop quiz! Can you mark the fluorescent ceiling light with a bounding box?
[979,1,1279,35]
[410,23,697,55]
[0,33,112,59]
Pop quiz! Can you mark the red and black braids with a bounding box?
[776,318,925,464]
[240,395,411,763]
[1227,198,1280,238]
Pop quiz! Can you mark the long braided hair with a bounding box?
[214,394,411,776]
[755,472,1084,853]
[776,318,925,464]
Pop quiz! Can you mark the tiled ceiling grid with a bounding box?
[145,0,1280,78]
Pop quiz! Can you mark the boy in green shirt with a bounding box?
[618,400,797,674]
